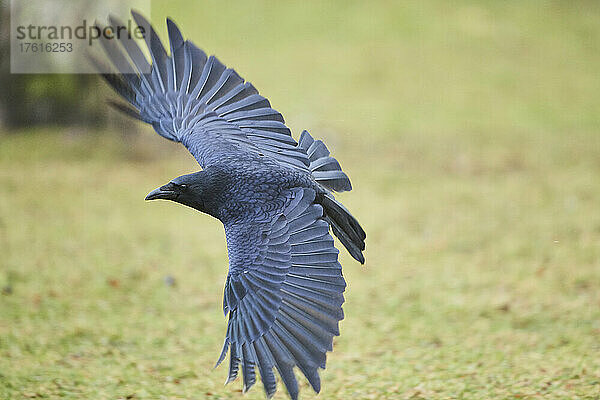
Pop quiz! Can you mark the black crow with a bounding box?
[96,12,366,400]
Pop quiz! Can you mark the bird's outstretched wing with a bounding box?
[217,187,346,400]
[94,12,310,171]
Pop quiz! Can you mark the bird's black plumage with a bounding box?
[95,12,366,400]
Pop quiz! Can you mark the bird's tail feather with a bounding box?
[298,130,352,193]
[297,130,365,263]
[320,193,366,264]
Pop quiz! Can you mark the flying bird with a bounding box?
[95,12,366,400]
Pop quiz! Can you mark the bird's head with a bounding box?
[145,171,208,212]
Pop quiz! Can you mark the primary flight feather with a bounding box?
[95,12,366,400]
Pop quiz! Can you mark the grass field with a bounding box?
[1,1,600,399]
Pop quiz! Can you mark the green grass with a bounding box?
[2,1,600,398]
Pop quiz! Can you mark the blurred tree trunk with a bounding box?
[0,0,18,129]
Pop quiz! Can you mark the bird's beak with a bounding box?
[145,183,179,201]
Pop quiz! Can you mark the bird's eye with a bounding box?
[179,184,187,189]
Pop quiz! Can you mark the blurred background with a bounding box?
[1,1,599,399]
